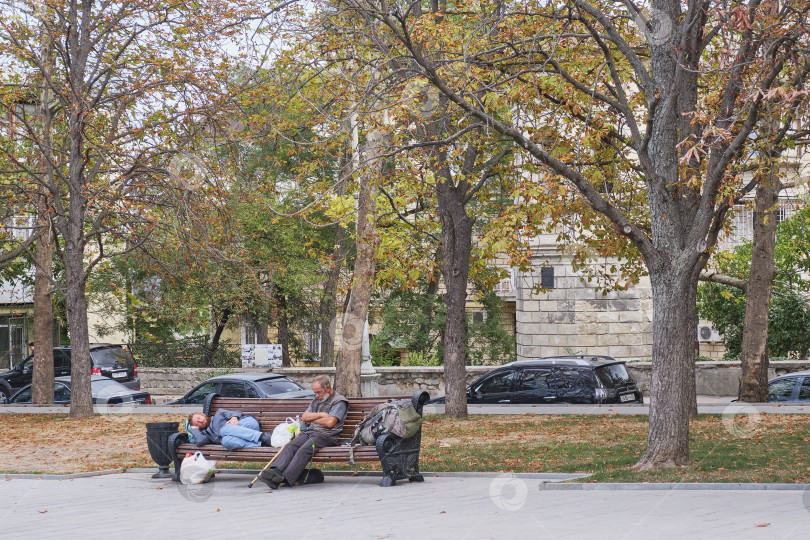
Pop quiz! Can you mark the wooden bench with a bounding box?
[166,390,430,487]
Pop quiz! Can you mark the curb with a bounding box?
[2,468,128,480]
[130,468,590,482]
[9,469,809,491]
[538,482,810,491]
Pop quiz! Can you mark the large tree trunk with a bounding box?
[636,269,697,469]
[437,167,474,418]
[739,176,780,402]
[335,130,381,397]
[64,0,93,418]
[65,246,92,418]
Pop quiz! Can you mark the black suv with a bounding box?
[0,344,140,400]
[429,356,644,405]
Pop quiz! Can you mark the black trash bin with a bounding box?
[146,421,179,479]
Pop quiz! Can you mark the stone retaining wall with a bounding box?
[140,361,810,400]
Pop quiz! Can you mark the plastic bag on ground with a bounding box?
[180,451,217,485]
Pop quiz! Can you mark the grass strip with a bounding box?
[1,412,808,483]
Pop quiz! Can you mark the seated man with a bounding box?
[186,409,273,450]
[258,374,348,489]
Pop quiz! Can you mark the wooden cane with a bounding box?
[247,438,292,488]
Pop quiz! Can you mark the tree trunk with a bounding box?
[739,176,780,402]
[437,168,474,418]
[203,307,230,367]
[636,271,696,469]
[277,291,292,367]
[320,148,350,367]
[255,314,269,345]
[65,248,92,418]
[62,0,92,419]
[417,264,441,353]
[32,12,55,405]
[335,130,381,397]
[319,221,346,367]
[32,193,54,405]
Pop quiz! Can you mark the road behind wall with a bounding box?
[139,361,810,403]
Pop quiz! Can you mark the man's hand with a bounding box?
[301,411,327,424]
[302,411,337,429]
[228,417,239,425]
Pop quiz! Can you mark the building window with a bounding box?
[0,315,28,370]
[493,267,516,294]
[541,267,555,289]
[243,319,257,345]
[7,215,36,240]
[304,324,321,360]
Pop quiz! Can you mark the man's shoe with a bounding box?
[262,467,286,484]
[259,432,273,446]
[257,475,278,490]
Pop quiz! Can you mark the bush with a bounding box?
[402,350,441,366]
[129,336,241,368]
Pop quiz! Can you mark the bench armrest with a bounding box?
[202,393,220,416]
[411,390,430,415]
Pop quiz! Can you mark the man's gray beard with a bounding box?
[317,392,329,403]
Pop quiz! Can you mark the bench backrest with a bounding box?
[207,396,410,444]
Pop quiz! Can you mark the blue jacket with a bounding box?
[189,409,251,446]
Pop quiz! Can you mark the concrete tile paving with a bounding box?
[1,471,809,539]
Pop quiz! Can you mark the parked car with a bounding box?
[427,356,644,405]
[0,344,141,401]
[768,371,810,403]
[4,375,152,405]
[164,373,315,405]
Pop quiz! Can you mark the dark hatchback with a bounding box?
[164,373,315,405]
[0,344,140,401]
[428,356,644,405]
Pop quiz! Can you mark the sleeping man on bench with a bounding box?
[186,410,274,450]
[257,374,348,489]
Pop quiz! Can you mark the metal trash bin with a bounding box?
[146,421,179,479]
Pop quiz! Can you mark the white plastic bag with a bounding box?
[270,416,301,447]
[180,451,217,485]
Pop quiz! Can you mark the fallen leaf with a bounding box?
[39,510,48,514]
[156,486,163,490]
[440,511,446,514]
[755,523,770,527]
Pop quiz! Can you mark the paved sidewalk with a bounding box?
[2,471,809,539]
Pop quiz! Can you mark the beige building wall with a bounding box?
[512,258,654,362]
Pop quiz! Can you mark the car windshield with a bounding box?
[185,381,219,403]
[594,364,633,388]
[91,348,134,367]
[254,378,304,395]
[10,387,32,403]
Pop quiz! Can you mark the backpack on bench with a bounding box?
[347,399,422,466]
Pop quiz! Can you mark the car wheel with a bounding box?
[0,383,11,402]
